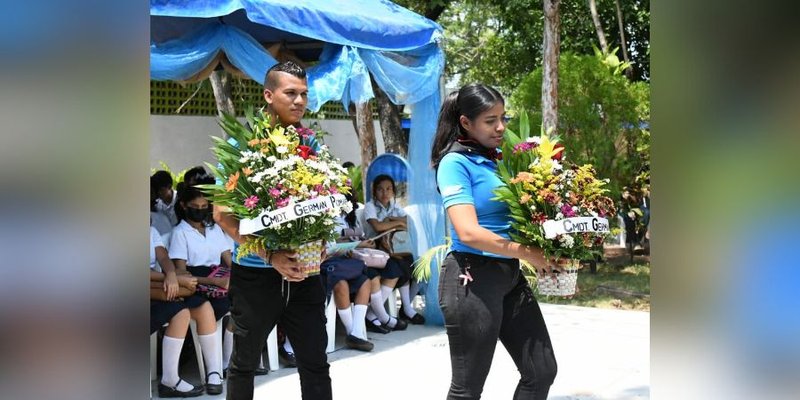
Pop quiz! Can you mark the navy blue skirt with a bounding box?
[321,256,369,298]
[150,294,207,334]
[365,254,414,287]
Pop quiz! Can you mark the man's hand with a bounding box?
[163,271,179,301]
[264,250,305,282]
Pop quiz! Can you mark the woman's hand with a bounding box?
[520,246,561,277]
[357,239,375,249]
[177,275,198,291]
[163,271,179,301]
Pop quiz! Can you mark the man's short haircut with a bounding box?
[264,61,307,90]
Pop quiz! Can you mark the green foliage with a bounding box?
[434,0,649,93]
[347,165,364,204]
[412,237,452,283]
[511,51,649,199]
[151,161,188,190]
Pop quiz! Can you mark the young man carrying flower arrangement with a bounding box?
[208,61,348,400]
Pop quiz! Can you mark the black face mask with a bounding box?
[185,207,211,223]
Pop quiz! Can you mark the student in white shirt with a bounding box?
[152,170,178,229]
[150,226,211,398]
[363,174,425,329]
[168,187,232,395]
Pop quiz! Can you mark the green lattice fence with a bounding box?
[150,79,366,119]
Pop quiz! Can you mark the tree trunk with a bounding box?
[542,0,561,134]
[589,0,608,54]
[209,71,237,139]
[351,102,378,193]
[613,0,633,79]
[373,80,408,157]
[209,70,236,117]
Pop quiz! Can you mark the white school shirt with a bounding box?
[168,220,233,267]
[150,226,164,272]
[362,199,407,238]
[154,192,178,227]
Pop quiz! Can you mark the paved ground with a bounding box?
[162,303,649,399]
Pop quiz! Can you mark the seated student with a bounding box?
[167,187,231,395]
[320,193,376,352]
[363,174,425,328]
[150,225,220,397]
[151,180,175,237]
[152,170,178,232]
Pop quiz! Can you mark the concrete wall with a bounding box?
[150,115,386,172]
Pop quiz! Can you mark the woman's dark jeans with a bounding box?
[439,252,557,399]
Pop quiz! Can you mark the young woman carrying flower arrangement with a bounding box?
[431,84,558,400]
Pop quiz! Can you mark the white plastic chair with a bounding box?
[265,326,279,371]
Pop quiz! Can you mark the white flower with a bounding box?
[552,160,563,171]
[526,136,542,144]
[267,156,277,163]
[555,212,564,220]
[276,146,288,154]
[286,223,292,228]
[559,234,575,248]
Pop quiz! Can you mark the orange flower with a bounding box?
[225,171,240,192]
[510,172,535,184]
[242,167,253,176]
[247,139,260,147]
[519,193,532,204]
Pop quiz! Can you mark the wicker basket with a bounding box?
[536,259,580,296]
[294,240,325,276]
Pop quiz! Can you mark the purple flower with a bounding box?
[296,127,315,139]
[560,203,577,218]
[269,188,282,198]
[244,195,259,210]
[276,197,290,208]
[513,142,538,154]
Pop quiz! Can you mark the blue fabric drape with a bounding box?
[151,0,442,51]
[406,91,445,326]
[151,23,278,84]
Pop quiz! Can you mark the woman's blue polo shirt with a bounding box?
[436,152,512,259]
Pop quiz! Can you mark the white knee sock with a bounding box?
[161,336,195,391]
[337,307,353,336]
[380,285,394,309]
[284,337,294,353]
[351,304,369,339]
[370,292,392,324]
[399,284,417,317]
[223,329,234,369]
[198,333,222,385]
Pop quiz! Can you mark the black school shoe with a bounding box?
[365,318,391,334]
[205,372,223,395]
[399,311,426,325]
[278,346,297,368]
[345,334,374,352]
[389,317,408,331]
[157,379,204,398]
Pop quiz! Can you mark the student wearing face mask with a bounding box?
[168,186,234,395]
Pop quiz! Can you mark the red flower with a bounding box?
[297,145,315,160]
[552,143,565,161]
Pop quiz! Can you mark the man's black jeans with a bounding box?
[226,263,331,400]
[439,252,557,399]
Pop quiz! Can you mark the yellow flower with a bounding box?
[536,135,563,161]
[268,127,292,147]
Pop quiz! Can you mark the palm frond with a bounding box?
[412,237,452,283]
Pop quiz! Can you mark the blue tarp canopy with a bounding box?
[150,0,447,324]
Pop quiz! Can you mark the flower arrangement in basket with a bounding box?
[493,115,616,296]
[199,107,352,276]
